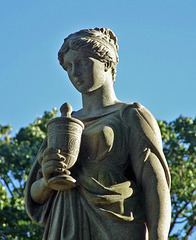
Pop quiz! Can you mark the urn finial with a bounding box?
[60,102,72,117]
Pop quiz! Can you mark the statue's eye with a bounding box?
[65,63,72,71]
[79,58,90,66]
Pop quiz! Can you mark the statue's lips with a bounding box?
[76,80,85,86]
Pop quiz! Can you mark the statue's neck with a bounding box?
[78,83,120,118]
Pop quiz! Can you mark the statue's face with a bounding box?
[62,49,108,94]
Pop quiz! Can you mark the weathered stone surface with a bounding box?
[25,28,171,240]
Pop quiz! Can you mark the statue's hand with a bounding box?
[41,148,67,187]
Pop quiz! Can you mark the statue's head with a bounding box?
[58,27,119,82]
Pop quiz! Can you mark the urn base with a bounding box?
[48,175,76,191]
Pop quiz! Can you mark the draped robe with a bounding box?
[25,103,170,240]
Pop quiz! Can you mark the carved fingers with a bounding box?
[41,148,67,184]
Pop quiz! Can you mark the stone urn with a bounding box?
[46,102,84,191]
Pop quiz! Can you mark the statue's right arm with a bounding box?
[30,177,53,204]
[30,147,67,204]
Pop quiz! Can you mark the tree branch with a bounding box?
[185,225,194,240]
[7,174,21,196]
[169,201,189,234]
[1,176,14,198]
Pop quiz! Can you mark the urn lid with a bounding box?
[47,102,84,129]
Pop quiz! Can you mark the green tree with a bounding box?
[0,109,57,239]
[158,116,196,239]
[0,112,195,239]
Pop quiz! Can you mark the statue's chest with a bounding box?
[79,114,127,163]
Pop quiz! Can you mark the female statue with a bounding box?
[25,27,171,240]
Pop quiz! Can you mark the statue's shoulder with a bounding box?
[120,102,162,148]
[121,102,171,188]
[120,102,158,126]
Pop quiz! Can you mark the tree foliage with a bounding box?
[158,116,196,239]
[0,110,57,239]
[0,111,195,239]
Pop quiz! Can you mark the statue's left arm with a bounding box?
[121,103,171,240]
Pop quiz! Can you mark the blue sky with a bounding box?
[0,0,196,135]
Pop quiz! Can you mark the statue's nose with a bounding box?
[72,62,80,76]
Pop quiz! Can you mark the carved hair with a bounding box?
[58,27,119,82]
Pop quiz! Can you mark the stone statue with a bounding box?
[25,27,171,240]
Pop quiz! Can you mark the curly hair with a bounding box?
[58,28,119,82]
